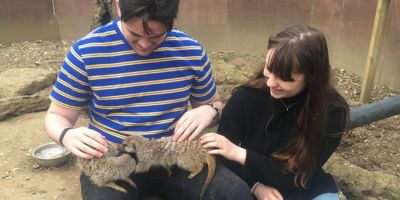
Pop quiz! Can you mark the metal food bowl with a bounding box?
[32,142,72,167]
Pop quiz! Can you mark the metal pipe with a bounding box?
[350,95,400,129]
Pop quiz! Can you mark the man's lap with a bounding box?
[80,161,253,200]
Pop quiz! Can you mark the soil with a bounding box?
[0,41,399,200]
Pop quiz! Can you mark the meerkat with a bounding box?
[76,142,137,193]
[119,135,216,198]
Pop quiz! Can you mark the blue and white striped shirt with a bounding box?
[50,19,217,143]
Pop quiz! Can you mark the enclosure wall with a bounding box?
[1,0,399,91]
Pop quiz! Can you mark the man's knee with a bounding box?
[81,186,136,200]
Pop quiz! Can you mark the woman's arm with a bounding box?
[314,105,348,169]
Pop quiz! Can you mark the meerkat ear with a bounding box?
[117,143,127,153]
[122,142,136,154]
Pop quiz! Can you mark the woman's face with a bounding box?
[263,50,306,99]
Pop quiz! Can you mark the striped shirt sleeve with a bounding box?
[190,48,217,102]
[50,44,92,110]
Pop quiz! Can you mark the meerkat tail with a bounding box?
[200,155,216,199]
[124,178,137,188]
[107,182,127,193]
[188,165,203,179]
[166,167,172,177]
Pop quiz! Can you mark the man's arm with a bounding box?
[45,102,108,159]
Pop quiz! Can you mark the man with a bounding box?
[45,0,252,199]
[90,0,117,30]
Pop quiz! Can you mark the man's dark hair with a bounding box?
[119,0,180,33]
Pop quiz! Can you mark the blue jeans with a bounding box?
[80,162,253,200]
[312,193,340,200]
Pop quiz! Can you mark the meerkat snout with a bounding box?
[117,143,128,153]
[119,139,137,153]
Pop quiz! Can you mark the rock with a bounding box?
[3,175,12,180]
[324,153,400,200]
[0,88,51,121]
[0,68,56,120]
[32,164,40,169]
[0,68,57,98]
[212,60,248,85]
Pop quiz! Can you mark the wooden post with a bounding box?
[360,0,390,103]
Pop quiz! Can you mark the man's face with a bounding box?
[120,17,167,56]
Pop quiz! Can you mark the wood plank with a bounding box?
[360,0,391,103]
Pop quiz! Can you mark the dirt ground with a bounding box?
[0,41,399,200]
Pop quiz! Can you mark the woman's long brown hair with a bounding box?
[239,25,349,188]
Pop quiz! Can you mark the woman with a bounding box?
[200,25,349,200]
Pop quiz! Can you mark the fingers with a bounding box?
[267,189,282,200]
[202,141,218,150]
[83,129,108,152]
[173,115,188,141]
[200,136,218,149]
[200,132,219,143]
[205,148,222,155]
[173,105,217,142]
[174,114,188,134]
[73,141,99,159]
[201,133,246,163]
[200,133,217,145]
[271,188,283,200]
[173,117,206,142]
[63,127,108,159]
[188,123,205,141]
[200,133,223,154]
[174,116,194,141]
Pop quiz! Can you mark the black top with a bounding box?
[218,87,347,200]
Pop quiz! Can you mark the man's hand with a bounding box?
[172,104,217,142]
[62,127,108,159]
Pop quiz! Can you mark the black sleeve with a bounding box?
[217,88,249,177]
[217,88,246,145]
[314,105,348,169]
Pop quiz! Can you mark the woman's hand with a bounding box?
[200,133,246,164]
[62,127,108,159]
[173,105,217,142]
[252,182,283,200]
